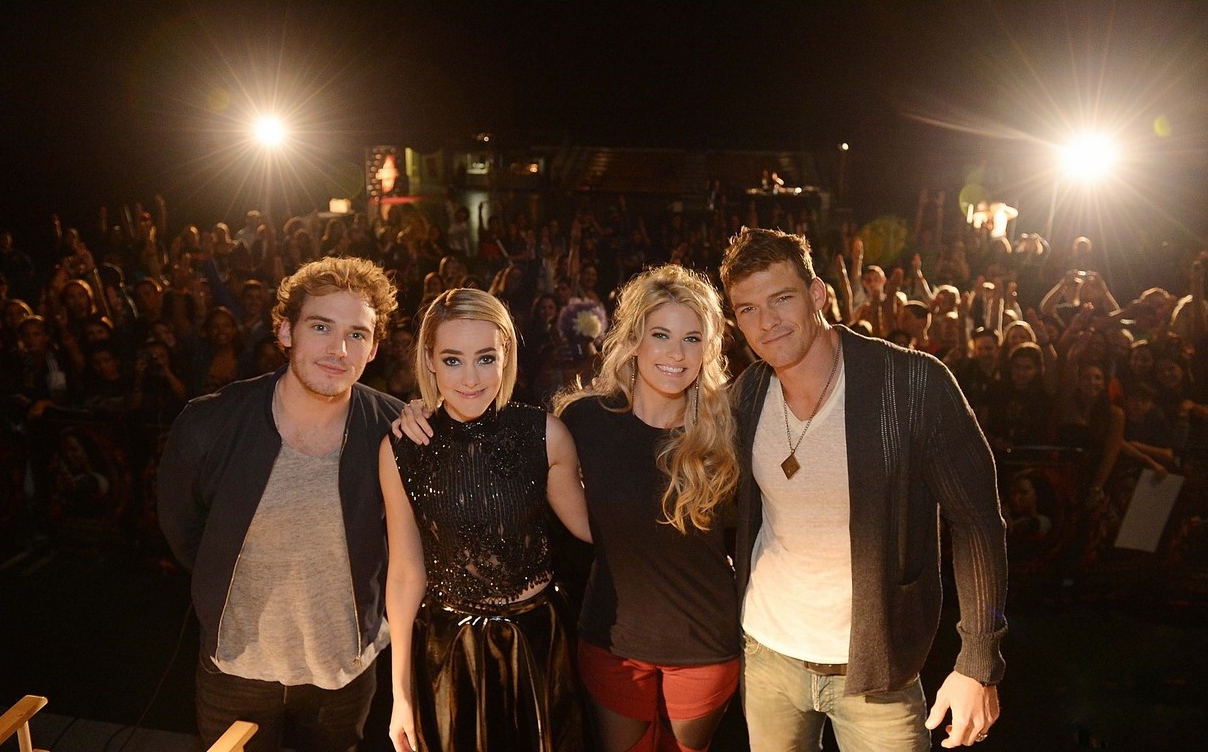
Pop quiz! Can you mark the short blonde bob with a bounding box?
[415,288,518,413]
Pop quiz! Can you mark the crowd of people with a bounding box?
[3,186,1205,573]
[2,180,1207,751]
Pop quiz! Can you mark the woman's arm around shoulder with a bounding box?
[545,413,592,544]
[378,435,426,752]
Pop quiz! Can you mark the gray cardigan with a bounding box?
[733,326,1007,695]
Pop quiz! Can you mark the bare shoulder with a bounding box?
[546,412,573,445]
[546,412,582,462]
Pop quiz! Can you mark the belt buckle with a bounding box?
[803,660,847,676]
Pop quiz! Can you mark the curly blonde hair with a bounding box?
[553,265,739,534]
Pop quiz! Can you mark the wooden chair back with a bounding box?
[205,719,259,752]
[0,695,48,752]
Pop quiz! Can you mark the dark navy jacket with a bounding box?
[158,368,403,664]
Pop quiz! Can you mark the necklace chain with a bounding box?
[780,337,842,478]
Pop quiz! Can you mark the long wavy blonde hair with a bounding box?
[554,265,739,534]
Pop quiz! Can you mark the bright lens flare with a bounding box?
[253,117,286,147]
[1059,134,1116,180]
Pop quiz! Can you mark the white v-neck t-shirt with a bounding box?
[742,366,853,664]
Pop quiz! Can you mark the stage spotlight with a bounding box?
[253,117,286,147]
[1059,133,1116,180]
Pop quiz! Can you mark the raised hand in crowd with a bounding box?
[886,266,904,298]
[1055,302,1096,356]
[962,275,983,320]
[933,190,946,246]
[877,266,906,335]
[830,251,853,324]
[155,193,168,233]
[1187,254,1208,343]
[913,188,930,244]
[907,252,934,302]
[1040,269,1084,319]
[130,340,187,409]
[850,234,865,280]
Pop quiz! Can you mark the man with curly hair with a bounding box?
[159,257,404,752]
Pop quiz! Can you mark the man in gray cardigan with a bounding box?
[721,228,1007,751]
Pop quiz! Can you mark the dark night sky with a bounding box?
[3,1,1208,251]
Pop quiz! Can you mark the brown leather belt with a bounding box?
[802,660,847,676]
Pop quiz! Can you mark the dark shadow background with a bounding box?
[3,542,1207,751]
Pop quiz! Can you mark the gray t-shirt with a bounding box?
[215,442,387,689]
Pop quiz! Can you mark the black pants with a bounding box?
[195,653,377,752]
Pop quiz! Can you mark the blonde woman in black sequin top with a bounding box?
[379,288,590,752]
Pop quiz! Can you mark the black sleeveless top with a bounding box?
[395,402,552,605]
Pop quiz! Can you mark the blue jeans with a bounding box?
[195,653,376,752]
[741,633,930,752]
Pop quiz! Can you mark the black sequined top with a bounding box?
[395,402,552,606]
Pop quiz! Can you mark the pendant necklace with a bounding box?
[780,337,842,479]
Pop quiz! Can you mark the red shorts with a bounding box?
[577,641,740,722]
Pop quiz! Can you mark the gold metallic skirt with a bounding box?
[413,585,585,752]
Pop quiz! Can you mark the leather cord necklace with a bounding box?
[780,337,842,479]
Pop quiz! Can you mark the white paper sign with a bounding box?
[1115,469,1183,553]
